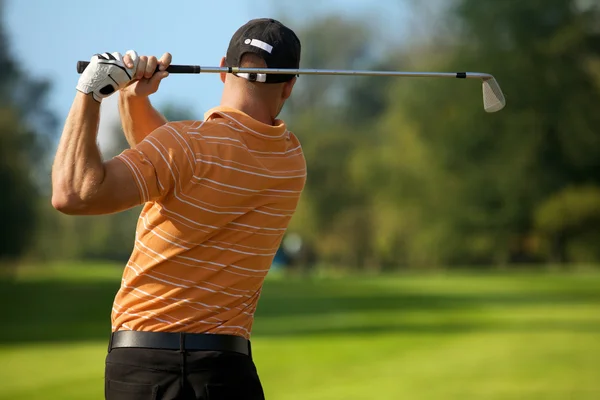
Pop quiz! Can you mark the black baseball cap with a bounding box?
[226,18,301,84]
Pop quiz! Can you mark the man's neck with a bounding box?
[220,96,275,126]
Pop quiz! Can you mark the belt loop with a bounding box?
[248,340,252,359]
[108,332,114,353]
[179,333,186,353]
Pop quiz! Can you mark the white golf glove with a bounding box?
[76,50,139,102]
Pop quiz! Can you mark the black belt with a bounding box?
[109,331,251,356]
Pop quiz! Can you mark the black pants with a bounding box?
[105,347,265,399]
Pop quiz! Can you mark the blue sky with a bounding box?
[6,0,410,147]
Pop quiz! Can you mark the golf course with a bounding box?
[1,263,599,399]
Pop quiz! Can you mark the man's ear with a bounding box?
[219,57,227,83]
[282,77,297,101]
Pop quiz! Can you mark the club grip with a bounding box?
[76,61,200,74]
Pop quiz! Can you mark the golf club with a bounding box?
[76,61,506,113]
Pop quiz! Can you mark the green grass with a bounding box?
[1,263,599,399]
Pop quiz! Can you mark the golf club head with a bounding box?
[482,78,506,113]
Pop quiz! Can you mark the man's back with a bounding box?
[113,105,306,338]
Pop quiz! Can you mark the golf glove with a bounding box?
[76,50,138,102]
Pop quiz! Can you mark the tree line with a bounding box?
[1,0,599,270]
[283,0,600,269]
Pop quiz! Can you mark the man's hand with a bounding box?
[76,51,137,102]
[121,52,172,97]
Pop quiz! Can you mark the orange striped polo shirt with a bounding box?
[113,105,306,339]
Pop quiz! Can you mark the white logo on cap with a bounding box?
[245,38,273,54]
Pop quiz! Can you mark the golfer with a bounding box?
[51,18,304,399]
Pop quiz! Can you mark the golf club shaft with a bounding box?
[75,61,492,80]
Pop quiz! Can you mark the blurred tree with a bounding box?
[280,16,394,267]
[279,0,600,269]
[285,15,375,114]
[0,0,56,264]
[0,109,38,261]
[534,186,600,263]
[373,0,600,266]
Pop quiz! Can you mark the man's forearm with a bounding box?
[119,92,168,147]
[52,92,104,210]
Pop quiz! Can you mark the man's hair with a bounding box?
[240,53,267,69]
[235,53,287,98]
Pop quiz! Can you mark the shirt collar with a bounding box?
[204,106,288,140]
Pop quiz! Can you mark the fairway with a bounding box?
[1,264,599,399]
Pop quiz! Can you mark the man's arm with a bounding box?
[119,93,168,147]
[52,50,190,216]
[52,92,141,215]
[119,52,172,147]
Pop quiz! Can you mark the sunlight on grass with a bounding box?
[0,264,599,399]
[0,342,107,400]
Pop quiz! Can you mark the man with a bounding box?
[51,18,305,399]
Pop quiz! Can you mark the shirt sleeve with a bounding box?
[115,123,196,203]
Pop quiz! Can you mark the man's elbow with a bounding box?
[51,191,87,215]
